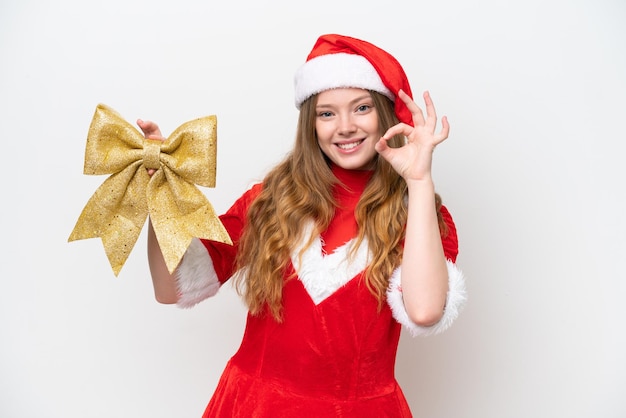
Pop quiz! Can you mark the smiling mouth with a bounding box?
[336,139,364,150]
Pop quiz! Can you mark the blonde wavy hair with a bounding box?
[235,91,447,321]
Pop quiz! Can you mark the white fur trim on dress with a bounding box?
[386,260,467,337]
[175,238,221,308]
[294,53,393,108]
[291,222,370,305]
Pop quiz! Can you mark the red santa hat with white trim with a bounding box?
[294,34,414,126]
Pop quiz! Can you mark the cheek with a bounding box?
[368,116,381,134]
[315,125,333,145]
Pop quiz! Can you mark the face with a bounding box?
[315,88,380,171]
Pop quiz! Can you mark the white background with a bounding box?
[1,0,624,417]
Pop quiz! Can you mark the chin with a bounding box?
[339,157,375,170]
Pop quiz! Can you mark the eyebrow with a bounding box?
[316,94,373,109]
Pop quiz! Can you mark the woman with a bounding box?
[140,34,466,417]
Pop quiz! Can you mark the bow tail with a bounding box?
[148,168,232,274]
[69,162,149,275]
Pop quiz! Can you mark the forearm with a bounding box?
[400,178,449,326]
[147,219,179,304]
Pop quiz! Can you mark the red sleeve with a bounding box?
[440,205,459,263]
[200,183,263,283]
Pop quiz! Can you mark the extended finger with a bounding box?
[423,91,440,129]
[398,89,426,126]
[434,115,450,144]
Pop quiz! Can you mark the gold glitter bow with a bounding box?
[69,104,231,276]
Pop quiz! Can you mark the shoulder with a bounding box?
[241,182,263,202]
[223,182,263,217]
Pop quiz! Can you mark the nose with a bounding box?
[337,113,357,135]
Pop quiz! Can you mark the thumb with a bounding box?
[375,136,393,159]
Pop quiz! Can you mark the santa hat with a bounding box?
[294,34,414,126]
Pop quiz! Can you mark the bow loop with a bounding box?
[161,116,217,188]
[84,104,145,175]
[69,104,231,276]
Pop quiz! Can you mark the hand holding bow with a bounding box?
[68,104,231,276]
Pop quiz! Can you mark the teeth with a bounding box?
[337,140,362,150]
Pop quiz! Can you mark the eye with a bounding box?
[356,104,372,113]
[317,111,333,118]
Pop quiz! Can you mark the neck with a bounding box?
[330,163,374,190]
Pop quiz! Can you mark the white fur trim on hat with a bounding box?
[387,260,467,337]
[175,238,221,308]
[294,53,394,108]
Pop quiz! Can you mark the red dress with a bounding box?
[174,166,466,418]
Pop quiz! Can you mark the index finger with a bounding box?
[137,119,164,139]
